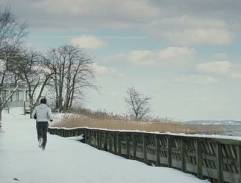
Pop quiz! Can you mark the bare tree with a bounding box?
[15,49,54,114]
[125,87,151,120]
[0,8,26,59]
[0,81,21,121]
[0,8,27,122]
[46,45,94,112]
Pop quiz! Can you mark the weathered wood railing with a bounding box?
[48,127,241,183]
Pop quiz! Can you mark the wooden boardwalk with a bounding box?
[49,127,241,183]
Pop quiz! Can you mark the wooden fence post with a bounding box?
[87,130,90,144]
[217,143,224,183]
[100,131,103,149]
[117,132,121,155]
[62,130,66,137]
[133,134,137,159]
[104,131,108,151]
[126,133,130,159]
[236,145,241,183]
[83,129,87,143]
[96,131,100,149]
[143,133,147,162]
[196,139,202,178]
[155,134,160,166]
[167,136,172,167]
[94,130,97,147]
[71,130,73,137]
[114,132,117,154]
[109,132,112,152]
[180,138,186,171]
[87,129,90,144]
[99,131,103,149]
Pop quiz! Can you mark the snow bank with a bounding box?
[0,109,209,183]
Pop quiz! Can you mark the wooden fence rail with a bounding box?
[48,127,241,183]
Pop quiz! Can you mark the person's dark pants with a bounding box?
[36,122,49,149]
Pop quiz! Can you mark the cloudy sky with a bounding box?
[4,0,241,121]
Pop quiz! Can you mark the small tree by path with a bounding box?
[0,81,20,121]
[0,97,2,122]
[125,87,151,120]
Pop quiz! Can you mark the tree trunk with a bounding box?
[0,106,3,122]
[0,96,3,122]
[69,83,75,109]
[29,96,34,118]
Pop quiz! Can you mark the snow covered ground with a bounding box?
[0,108,209,183]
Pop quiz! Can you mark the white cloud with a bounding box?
[129,47,195,64]
[197,61,232,75]
[91,63,124,78]
[9,0,239,48]
[168,28,232,45]
[175,74,218,85]
[26,0,160,28]
[45,0,159,19]
[158,47,195,60]
[9,0,238,47]
[91,63,109,76]
[211,53,229,60]
[230,73,241,80]
[197,61,241,80]
[71,35,106,49]
[149,16,233,45]
[129,50,155,63]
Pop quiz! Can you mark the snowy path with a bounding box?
[0,109,209,183]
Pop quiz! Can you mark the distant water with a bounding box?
[186,120,241,136]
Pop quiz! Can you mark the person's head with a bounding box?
[40,97,47,104]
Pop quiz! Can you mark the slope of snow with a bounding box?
[0,109,209,183]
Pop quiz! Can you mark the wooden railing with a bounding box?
[48,127,241,183]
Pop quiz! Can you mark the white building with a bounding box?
[0,83,29,108]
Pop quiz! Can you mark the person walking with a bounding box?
[32,97,53,150]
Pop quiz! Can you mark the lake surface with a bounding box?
[185,120,241,136]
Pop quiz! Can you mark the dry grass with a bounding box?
[51,114,223,134]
